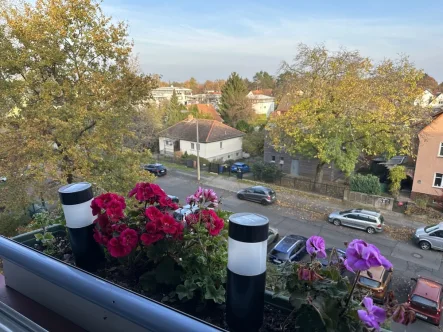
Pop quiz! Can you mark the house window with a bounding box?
[434,173,443,187]
[280,157,284,161]
[439,143,443,157]
[191,143,195,150]
[271,156,276,161]
[220,142,223,149]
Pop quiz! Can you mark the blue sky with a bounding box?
[102,0,443,82]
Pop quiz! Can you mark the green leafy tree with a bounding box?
[165,90,186,126]
[253,71,275,90]
[388,166,407,196]
[268,44,430,183]
[220,72,254,126]
[0,0,156,216]
[243,130,265,157]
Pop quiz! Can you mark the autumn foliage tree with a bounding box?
[0,0,156,215]
[268,44,431,183]
[219,72,254,126]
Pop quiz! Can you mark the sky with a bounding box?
[102,0,443,83]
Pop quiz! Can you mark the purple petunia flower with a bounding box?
[345,239,392,272]
[357,297,386,331]
[306,236,327,258]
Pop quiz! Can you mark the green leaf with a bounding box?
[43,232,54,240]
[204,284,225,304]
[289,293,305,310]
[34,233,44,241]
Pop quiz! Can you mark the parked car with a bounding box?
[318,248,346,268]
[237,186,276,205]
[268,227,279,245]
[356,266,392,303]
[144,163,167,176]
[167,195,179,204]
[268,235,307,265]
[173,204,200,222]
[408,276,443,325]
[230,162,250,173]
[328,209,384,234]
[413,223,443,251]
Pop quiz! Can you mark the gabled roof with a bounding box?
[187,104,223,122]
[251,89,273,96]
[159,117,244,143]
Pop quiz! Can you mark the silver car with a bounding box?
[413,223,443,251]
[328,209,384,234]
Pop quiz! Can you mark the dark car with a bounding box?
[408,276,443,325]
[268,234,307,265]
[237,186,276,205]
[144,163,167,176]
[230,162,250,173]
[318,248,346,268]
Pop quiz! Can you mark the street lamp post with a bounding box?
[196,116,201,182]
[226,213,269,332]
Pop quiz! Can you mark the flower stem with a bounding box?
[343,270,361,314]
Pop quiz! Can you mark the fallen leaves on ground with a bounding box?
[384,225,414,242]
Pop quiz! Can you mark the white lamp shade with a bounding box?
[228,237,267,276]
[62,199,94,228]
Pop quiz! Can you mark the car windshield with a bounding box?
[359,277,381,288]
[411,295,438,312]
[425,225,440,233]
[269,190,275,195]
[339,210,353,215]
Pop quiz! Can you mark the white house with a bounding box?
[158,116,245,161]
[414,90,435,107]
[152,86,193,105]
[430,93,443,107]
[247,91,275,117]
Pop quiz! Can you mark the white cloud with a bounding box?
[102,4,443,82]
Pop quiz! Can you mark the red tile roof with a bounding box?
[159,117,244,143]
[187,104,223,122]
[251,89,273,96]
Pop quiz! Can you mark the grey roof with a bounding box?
[159,118,244,143]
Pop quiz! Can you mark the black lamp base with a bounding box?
[67,224,104,272]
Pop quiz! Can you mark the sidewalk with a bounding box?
[172,167,428,232]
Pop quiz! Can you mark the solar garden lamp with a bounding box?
[58,182,103,272]
[226,213,269,331]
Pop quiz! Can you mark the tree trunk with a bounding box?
[67,173,73,184]
[314,162,325,184]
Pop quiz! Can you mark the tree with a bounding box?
[268,44,430,183]
[184,77,199,93]
[0,0,157,214]
[417,74,438,94]
[242,131,265,157]
[165,90,186,126]
[219,72,254,127]
[253,71,275,90]
[388,166,407,197]
[438,82,443,93]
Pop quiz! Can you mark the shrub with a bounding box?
[350,174,381,195]
[242,130,265,157]
[388,166,407,196]
[252,161,282,182]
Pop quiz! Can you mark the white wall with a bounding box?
[180,137,243,161]
[251,100,275,116]
[158,137,175,155]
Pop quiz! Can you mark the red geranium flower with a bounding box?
[159,214,178,235]
[106,199,125,222]
[107,237,133,257]
[145,206,164,222]
[173,222,184,240]
[119,228,138,249]
[159,195,179,210]
[91,193,126,219]
[111,223,128,233]
[93,229,109,245]
[94,214,112,236]
[140,232,164,246]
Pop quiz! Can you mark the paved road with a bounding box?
[157,172,443,331]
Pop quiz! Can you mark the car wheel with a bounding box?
[419,241,431,250]
[237,194,245,200]
[366,227,376,234]
[333,219,341,226]
[261,199,269,205]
